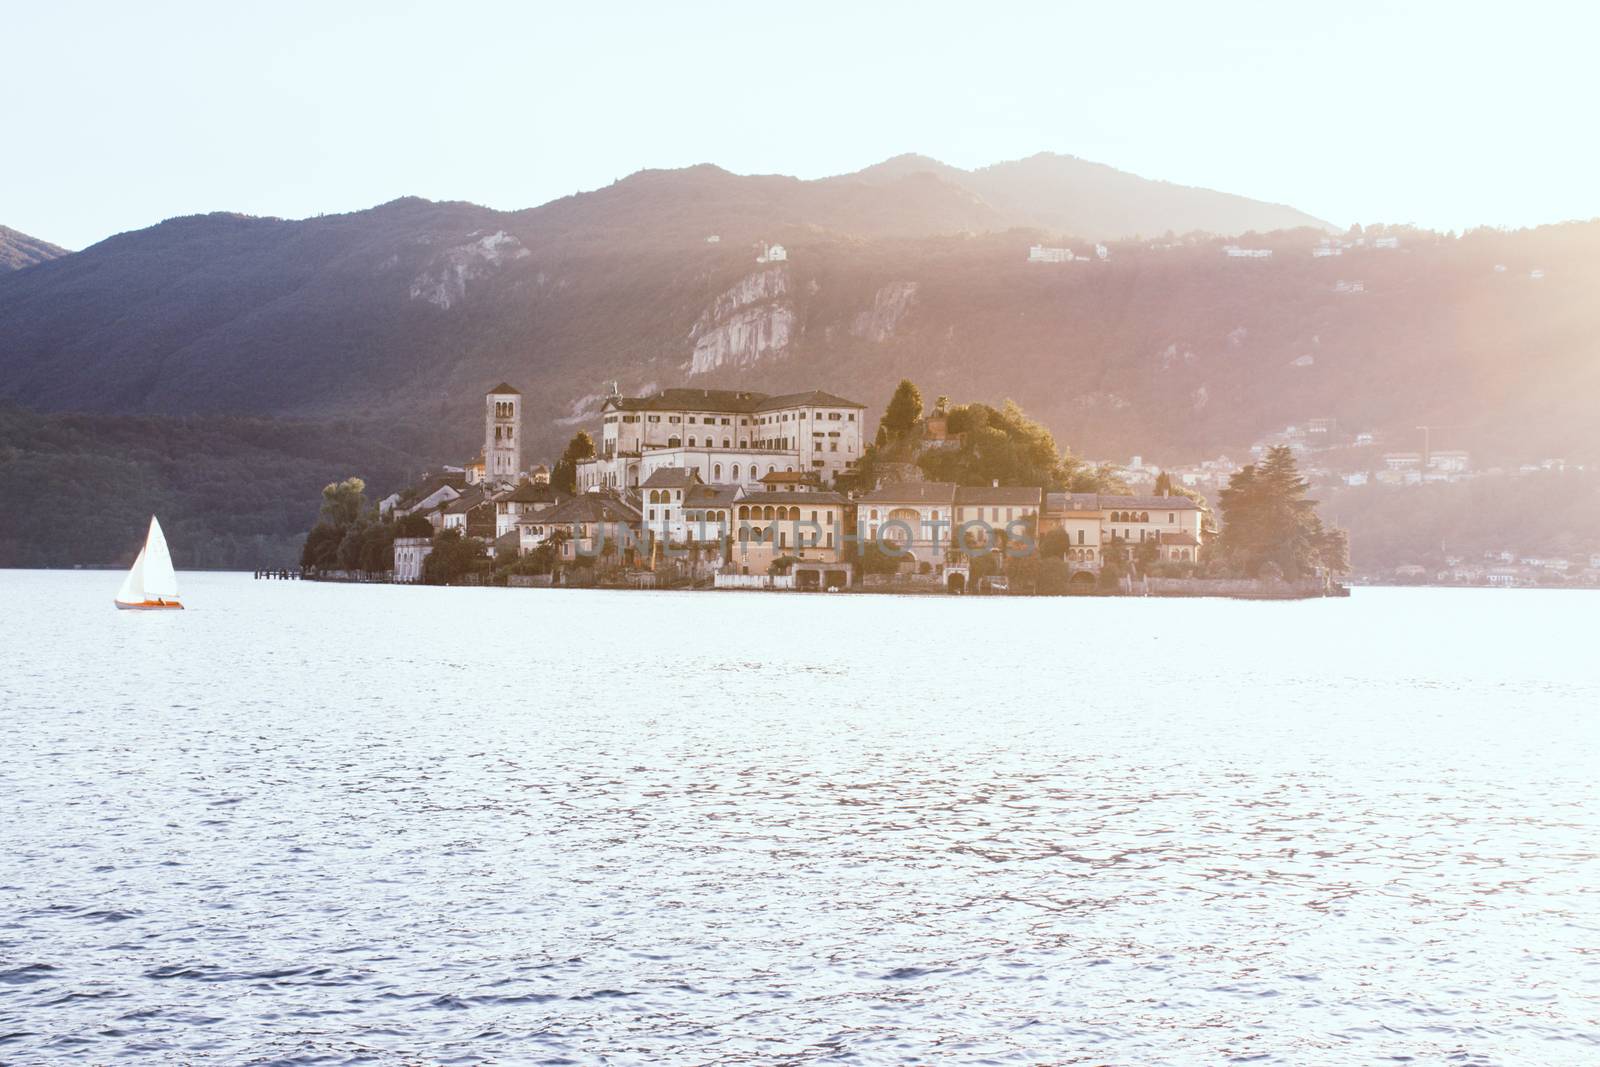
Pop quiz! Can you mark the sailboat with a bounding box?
[114,516,184,610]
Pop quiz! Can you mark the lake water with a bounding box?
[1,572,1597,1064]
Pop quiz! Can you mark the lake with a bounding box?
[1,572,1597,1064]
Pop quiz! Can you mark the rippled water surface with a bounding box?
[2,572,1598,1064]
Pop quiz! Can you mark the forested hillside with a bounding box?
[2,154,1596,567]
[0,225,67,271]
[0,406,434,568]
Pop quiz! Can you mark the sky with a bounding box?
[6,0,1599,250]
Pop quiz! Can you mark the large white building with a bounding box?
[578,387,866,491]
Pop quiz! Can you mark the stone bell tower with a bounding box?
[484,383,522,484]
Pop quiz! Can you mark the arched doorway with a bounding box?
[947,571,966,595]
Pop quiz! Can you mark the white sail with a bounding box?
[141,516,180,599]
[115,545,148,604]
[115,516,180,606]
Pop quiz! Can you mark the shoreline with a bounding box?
[17,567,1600,594]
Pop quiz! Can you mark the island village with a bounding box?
[297,377,1357,598]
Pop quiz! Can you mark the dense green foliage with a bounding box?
[421,528,487,585]
[858,380,1125,492]
[1215,446,1349,578]
[0,406,432,569]
[880,379,924,440]
[550,431,595,495]
[298,477,401,578]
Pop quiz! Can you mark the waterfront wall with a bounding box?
[1142,576,1333,598]
[714,573,797,590]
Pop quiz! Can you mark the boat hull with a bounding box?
[114,599,184,610]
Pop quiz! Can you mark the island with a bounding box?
[296,379,1349,598]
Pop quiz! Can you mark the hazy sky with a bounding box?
[7,1,1598,250]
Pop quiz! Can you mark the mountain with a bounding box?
[0,225,67,271]
[844,152,1331,238]
[1,154,1597,567]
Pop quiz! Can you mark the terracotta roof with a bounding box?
[603,386,864,414]
[541,493,642,524]
[686,485,741,507]
[411,473,465,499]
[1045,492,1201,512]
[641,467,702,488]
[487,382,521,395]
[858,481,958,504]
[502,482,559,504]
[443,488,490,514]
[754,390,864,411]
[737,490,849,505]
[1117,494,1201,510]
[954,486,1043,506]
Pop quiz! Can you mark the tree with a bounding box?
[858,541,904,575]
[880,379,924,440]
[1037,557,1071,595]
[527,529,568,574]
[319,477,367,526]
[917,400,1058,487]
[1006,553,1040,594]
[550,431,595,495]
[1065,463,1130,494]
[336,524,366,572]
[422,528,487,585]
[1216,446,1347,578]
[300,522,344,573]
[357,523,395,575]
[1039,527,1071,560]
[1315,522,1351,575]
[395,512,435,538]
